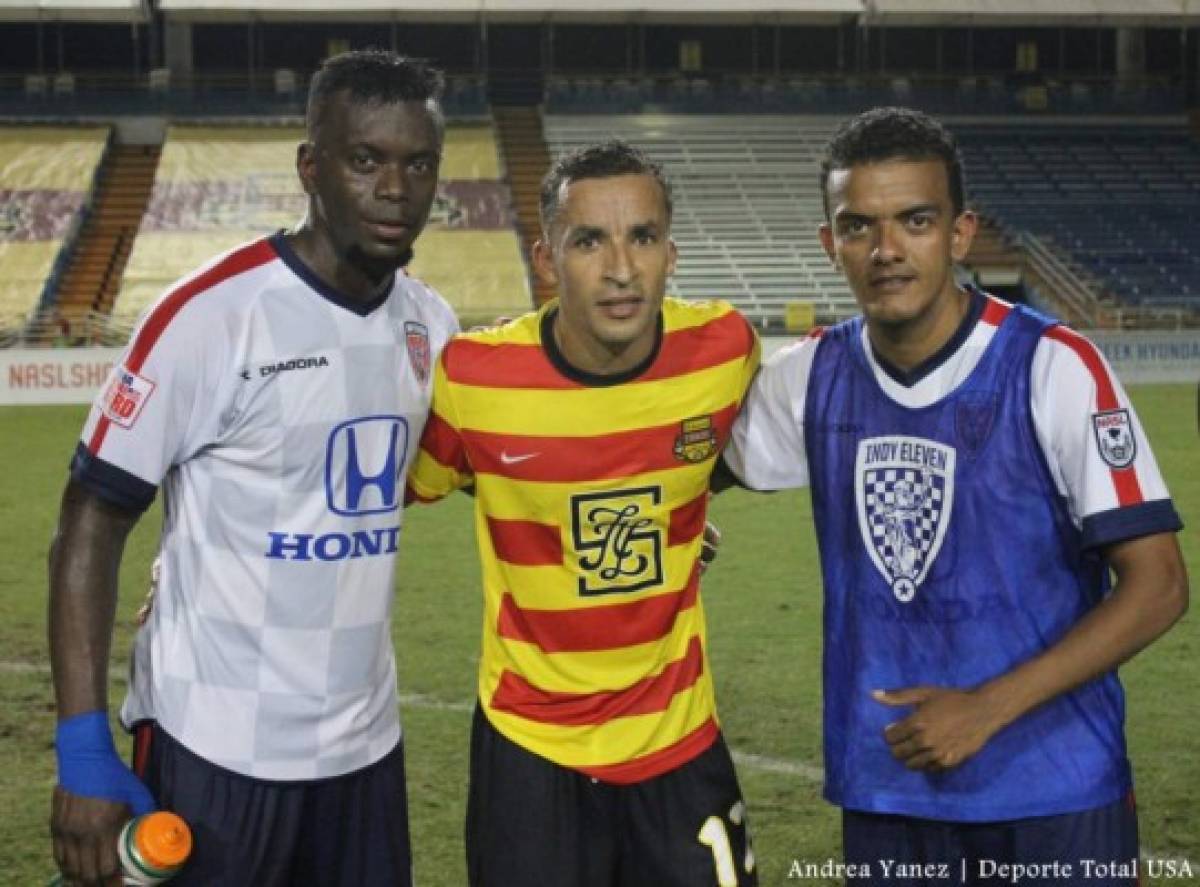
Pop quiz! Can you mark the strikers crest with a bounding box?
[673,415,718,463]
[855,436,956,602]
[1092,409,1136,469]
[404,321,431,384]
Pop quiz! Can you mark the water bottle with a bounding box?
[50,810,192,886]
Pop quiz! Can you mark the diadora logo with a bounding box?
[325,416,410,516]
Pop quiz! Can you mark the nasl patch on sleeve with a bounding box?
[1092,408,1136,469]
[101,365,156,429]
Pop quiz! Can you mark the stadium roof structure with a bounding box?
[157,0,862,24]
[867,0,1200,26]
[0,0,148,22]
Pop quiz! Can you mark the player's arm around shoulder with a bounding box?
[406,337,474,506]
[721,330,823,493]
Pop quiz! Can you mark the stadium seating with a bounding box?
[957,126,1200,313]
[0,125,109,326]
[543,114,853,327]
[113,122,530,325]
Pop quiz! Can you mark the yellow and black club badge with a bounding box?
[673,415,718,463]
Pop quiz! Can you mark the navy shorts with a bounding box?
[843,793,1139,886]
[132,721,412,887]
[466,705,757,887]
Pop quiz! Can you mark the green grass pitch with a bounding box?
[1,385,1196,884]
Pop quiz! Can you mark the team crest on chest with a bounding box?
[404,321,430,384]
[673,415,718,463]
[855,436,956,602]
[955,392,999,459]
[1092,409,1136,469]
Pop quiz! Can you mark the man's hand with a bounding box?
[699,521,721,574]
[873,686,1000,771]
[51,787,130,886]
[51,711,155,885]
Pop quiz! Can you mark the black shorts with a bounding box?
[843,793,1139,886]
[466,706,757,887]
[132,721,412,887]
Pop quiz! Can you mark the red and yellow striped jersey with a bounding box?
[408,297,759,783]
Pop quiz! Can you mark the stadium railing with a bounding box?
[0,71,490,119]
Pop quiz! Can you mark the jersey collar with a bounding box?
[269,232,401,318]
[540,305,664,387]
[868,285,986,388]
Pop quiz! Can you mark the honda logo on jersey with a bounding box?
[325,416,409,516]
[856,436,956,603]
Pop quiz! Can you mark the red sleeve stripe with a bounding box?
[489,635,704,727]
[463,403,738,484]
[418,411,468,473]
[125,239,277,374]
[1044,325,1144,506]
[981,297,1012,327]
[445,311,751,390]
[87,239,278,455]
[497,565,700,652]
[578,717,719,784]
[668,491,708,547]
[488,516,563,567]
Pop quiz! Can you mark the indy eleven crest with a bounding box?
[673,415,718,463]
[855,435,956,602]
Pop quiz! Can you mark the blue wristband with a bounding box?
[55,711,155,815]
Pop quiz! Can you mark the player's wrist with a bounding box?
[55,710,120,787]
[55,710,155,814]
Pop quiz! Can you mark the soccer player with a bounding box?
[723,107,1189,882]
[406,141,760,887]
[48,51,458,886]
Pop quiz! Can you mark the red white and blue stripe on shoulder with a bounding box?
[87,238,278,456]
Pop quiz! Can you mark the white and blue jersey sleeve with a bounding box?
[723,332,820,491]
[1031,326,1180,549]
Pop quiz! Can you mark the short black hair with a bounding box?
[539,140,673,233]
[306,49,444,137]
[819,106,966,219]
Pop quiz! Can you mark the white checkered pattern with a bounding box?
[78,239,458,779]
[863,469,945,579]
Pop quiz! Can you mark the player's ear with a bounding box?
[819,223,838,267]
[532,237,558,287]
[296,141,317,197]
[950,209,977,263]
[666,237,678,277]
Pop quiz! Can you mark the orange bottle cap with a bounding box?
[134,811,193,869]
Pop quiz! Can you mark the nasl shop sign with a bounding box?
[1,348,123,405]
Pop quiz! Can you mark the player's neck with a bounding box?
[551,317,654,378]
[867,284,973,374]
[284,228,396,305]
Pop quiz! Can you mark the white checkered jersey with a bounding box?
[72,235,458,780]
[725,289,1177,549]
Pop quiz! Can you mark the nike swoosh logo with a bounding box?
[500,451,540,465]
